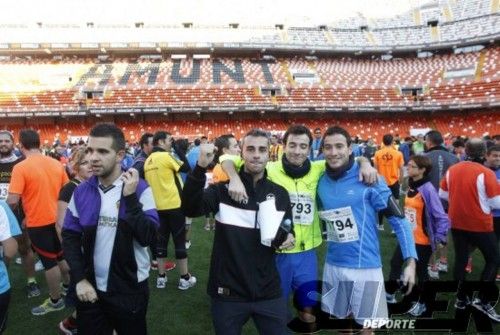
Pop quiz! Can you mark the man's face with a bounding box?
[425,137,433,149]
[486,150,500,169]
[242,136,269,175]
[143,136,154,155]
[323,134,352,170]
[284,134,310,167]
[270,136,278,145]
[0,133,14,157]
[158,135,172,151]
[225,137,241,156]
[86,137,124,179]
[201,137,208,144]
[314,130,322,140]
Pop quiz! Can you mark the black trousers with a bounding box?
[452,228,499,303]
[0,290,11,334]
[211,296,287,335]
[386,244,433,304]
[77,289,149,335]
[156,208,187,259]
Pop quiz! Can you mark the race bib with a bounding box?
[404,207,417,231]
[289,193,314,225]
[0,183,9,201]
[319,206,359,243]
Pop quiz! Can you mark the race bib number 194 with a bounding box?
[319,206,359,243]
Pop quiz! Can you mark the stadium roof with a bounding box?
[4,0,435,26]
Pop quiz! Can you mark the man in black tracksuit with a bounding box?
[182,129,295,335]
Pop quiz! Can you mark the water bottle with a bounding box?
[272,219,292,249]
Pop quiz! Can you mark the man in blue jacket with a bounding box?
[62,124,159,335]
[317,126,417,332]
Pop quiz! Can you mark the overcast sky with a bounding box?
[1,0,434,25]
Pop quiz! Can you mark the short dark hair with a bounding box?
[215,134,235,153]
[409,155,432,176]
[174,138,189,156]
[152,131,172,146]
[242,129,269,147]
[193,138,201,146]
[214,134,236,160]
[322,126,352,146]
[89,123,126,152]
[452,139,465,148]
[0,130,14,141]
[487,144,500,156]
[425,130,444,146]
[493,134,500,141]
[19,129,40,150]
[139,132,153,149]
[465,138,486,159]
[283,125,312,146]
[382,134,393,146]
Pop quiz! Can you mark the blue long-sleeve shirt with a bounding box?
[317,163,417,268]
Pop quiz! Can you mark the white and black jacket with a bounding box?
[182,164,293,302]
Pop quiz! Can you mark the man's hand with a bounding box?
[121,168,139,196]
[357,157,378,185]
[278,233,295,250]
[401,258,416,295]
[228,178,248,203]
[198,143,216,168]
[76,279,98,303]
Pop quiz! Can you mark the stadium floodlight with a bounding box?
[171,54,187,59]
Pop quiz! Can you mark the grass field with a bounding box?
[4,217,500,335]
